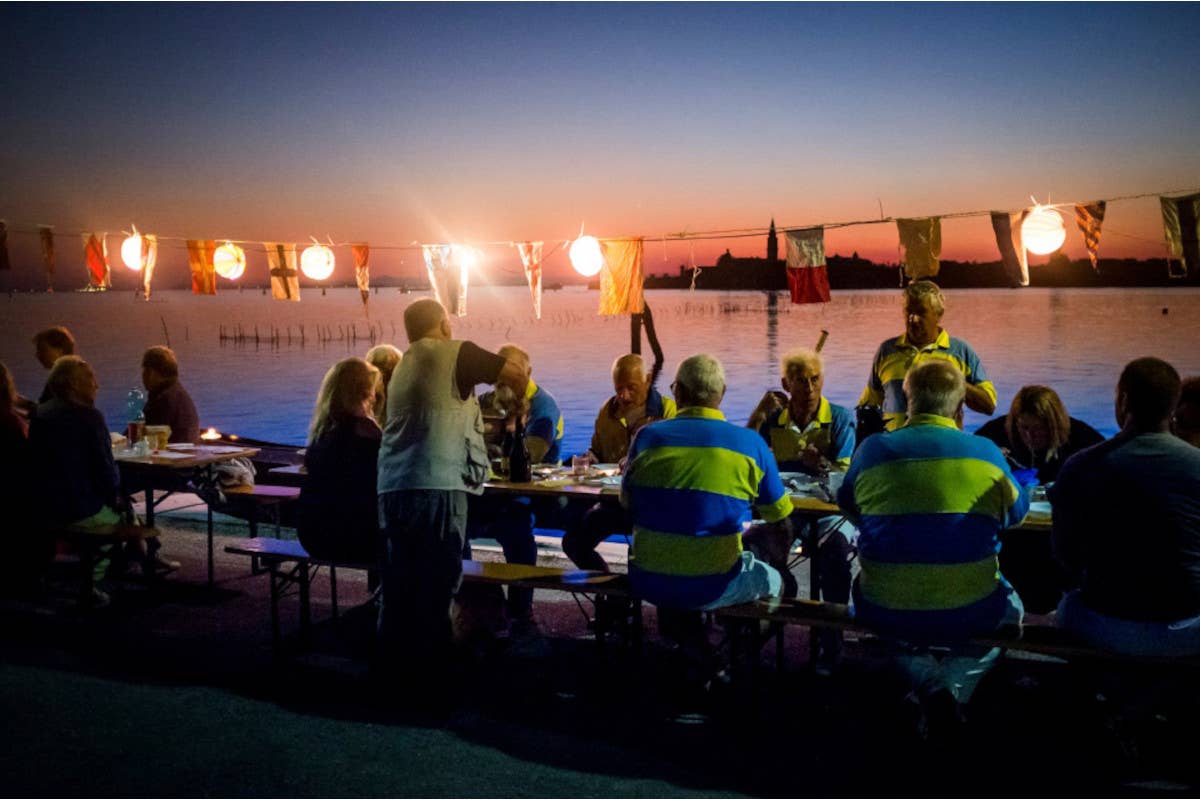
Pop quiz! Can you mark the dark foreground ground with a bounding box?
[3,510,1199,797]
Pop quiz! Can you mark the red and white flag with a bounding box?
[517,241,543,319]
[82,232,111,288]
[784,228,831,304]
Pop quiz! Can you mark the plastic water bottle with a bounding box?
[125,388,147,451]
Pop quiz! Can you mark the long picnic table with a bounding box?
[115,443,261,585]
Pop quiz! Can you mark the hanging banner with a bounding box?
[516,241,543,319]
[82,233,111,289]
[599,238,644,315]
[0,221,9,271]
[896,217,942,280]
[990,210,1030,287]
[1074,201,1107,272]
[264,242,300,301]
[142,234,159,299]
[352,243,370,313]
[422,244,466,316]
[784,227,831,304]
[1161,193,1200,279]
[187,239,217,295]
[39,226,55,290]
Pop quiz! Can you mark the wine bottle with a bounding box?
[508,417,532,483]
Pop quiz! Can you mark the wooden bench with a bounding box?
[224,537,640,653]
[52,522,160,606]
[205,484,302,586]
[714,597,1200,676]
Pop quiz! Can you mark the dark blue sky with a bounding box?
[2,2,1198,282]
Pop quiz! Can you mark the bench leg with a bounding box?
[207,504,215,588]
[269,564,282,655]
[298,563,312,645]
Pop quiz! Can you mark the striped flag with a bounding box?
[1161,193,1200,279]
[188,240,218,295]
[517,241,543,319]
[423,244,465,316]
[352,244,370,313]
[1074,201,1107,272]
[784,227,831,304]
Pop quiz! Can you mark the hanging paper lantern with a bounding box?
[1022,206,1067,255]
[451,244,481,271]
[120,227,146,271]
[213,242,246,280]
[300,244,335,280]
[569,236,605,277]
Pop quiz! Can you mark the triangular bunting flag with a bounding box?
[599,238,644,315]
[264,242,300,301]
[991,210,1030,287]
[82,233,111,288]
[187,240,217,295]
[1074,201,1107,272]
[142,234,159,299]
[39,226,55,291]
[0,221,10,271]
[423,244,466,316]
[784,228,831,304]
[1161,193,1200,279]
[896,217,942,280]
[516,241,543,319]
[352,244,370,314]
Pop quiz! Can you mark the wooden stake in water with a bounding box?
[815,329,829,353]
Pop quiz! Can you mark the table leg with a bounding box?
[143,485,155,526]
[808,520,822,664]
[207,504,215,588]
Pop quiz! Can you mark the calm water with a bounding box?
[3,286,1199,454]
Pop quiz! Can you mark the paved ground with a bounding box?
[2,499,1198,796]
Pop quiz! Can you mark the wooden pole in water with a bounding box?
[815,329,829,352]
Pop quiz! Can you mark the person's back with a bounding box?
[30,396,118,526]
[1053,432,1200,621]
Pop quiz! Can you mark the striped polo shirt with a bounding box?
[525,379,564,464]
[858,329,997,431]
[837,413,1029,642]
[622,406,794,609]
[757,396,856,472]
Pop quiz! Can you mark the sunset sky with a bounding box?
[2,2,1199,287]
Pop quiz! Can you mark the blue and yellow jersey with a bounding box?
[622,406,794,609]
[837,413,1030,642]
[525,379,564,464]
[858,329,997,430]
[757,396,856,472]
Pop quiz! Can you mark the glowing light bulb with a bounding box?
[1022,206,1067,256]
[121,230,145,271]
[300,244,335,280]
[200,427,221,441]
[569,236,605,277]
[213,242,246,280]
[452,244,480,271]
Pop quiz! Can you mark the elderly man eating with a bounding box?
[839,360,1028,733]
[623,354,794,658]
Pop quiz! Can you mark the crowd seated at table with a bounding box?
[7,283,1200,725]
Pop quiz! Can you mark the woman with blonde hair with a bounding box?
[299,357,382,563]
[364,344,403,428]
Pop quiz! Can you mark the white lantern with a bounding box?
[121,227,145,271]
[569,235,605,277]
[451,244,481,271]
[213,242,246,280]
[300,244,335,281]
[1022,206,1066,255]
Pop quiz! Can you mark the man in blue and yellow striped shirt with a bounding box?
[839,360,1028,717]
[622,354,794,611]
[859,280,997,431]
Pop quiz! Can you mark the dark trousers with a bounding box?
[561,502,629,573]
[465,495,537,620]
[378,490,469,666]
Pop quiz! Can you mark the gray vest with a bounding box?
[377,338,490,494]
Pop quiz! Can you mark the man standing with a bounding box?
[623,354,794,612]
[562,354,675,574]
[839,361,1028,725]
[859,280,996,431]
[1052,358,1200,656]
[141,346,200,444]
[376,299,527,676]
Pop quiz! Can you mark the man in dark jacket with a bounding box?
[141,346,200,444]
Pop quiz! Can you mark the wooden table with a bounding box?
[115,443,261,585]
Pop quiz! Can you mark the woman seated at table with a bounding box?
[975,384,1105,484]
[1,362,45,593]
[975,384,1105,613]
[298,357,382,565]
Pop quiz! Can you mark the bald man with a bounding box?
[376,299,528,681]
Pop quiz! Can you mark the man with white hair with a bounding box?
[859,280,996,431]
[838,360,1028,731]
[622,354,794,614]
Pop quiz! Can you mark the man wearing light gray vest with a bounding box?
[377,299,528,679]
